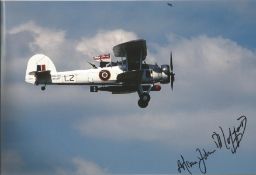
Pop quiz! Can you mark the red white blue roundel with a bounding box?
[99,70,111,81]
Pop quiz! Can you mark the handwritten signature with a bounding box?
[177,148,216,174]
[177,115,247,175]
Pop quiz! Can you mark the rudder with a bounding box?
[25,54,57,84]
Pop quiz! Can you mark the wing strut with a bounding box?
[139,49,142,70]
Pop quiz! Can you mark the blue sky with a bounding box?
[2,1,256,175]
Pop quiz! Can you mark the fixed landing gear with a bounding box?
[41,85,46,91]
[35,80,46,91]
[137,84,153,108]
[138,92,150,108]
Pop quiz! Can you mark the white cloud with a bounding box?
[8,22,139,71]
[76,108,256,150]
[174,35,254,74]
[76,29,138,58]
[8,21,82,70]
[9,21,66,58]
[152,34,256,107]
[56,157,107,175]
[155,34,256,76]
[77,113,176,142]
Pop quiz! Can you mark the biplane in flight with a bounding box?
[25,39,175,108]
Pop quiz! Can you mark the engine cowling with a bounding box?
[160,64,170,84]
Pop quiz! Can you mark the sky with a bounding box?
[1,1,256,175]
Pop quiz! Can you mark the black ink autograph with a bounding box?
[212,115,247,154]
[177,148,216,174]
[177,115,247,175]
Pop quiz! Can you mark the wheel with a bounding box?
[41,86,46,91]
[140,93,150,103]
[138,99,148,108]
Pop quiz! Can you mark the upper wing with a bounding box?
[113,39,147,70]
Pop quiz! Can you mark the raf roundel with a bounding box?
[99,70,111,81]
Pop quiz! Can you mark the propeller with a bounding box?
[160,51,175,89]
[170,52,175,90]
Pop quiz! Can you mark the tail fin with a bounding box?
[25,54,57,84]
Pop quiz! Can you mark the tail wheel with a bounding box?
[41,86,46,91]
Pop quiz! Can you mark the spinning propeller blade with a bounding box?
[170,52,175,90]
[170,52,173,71]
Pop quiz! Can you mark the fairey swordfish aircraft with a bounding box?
[25,39,175,108]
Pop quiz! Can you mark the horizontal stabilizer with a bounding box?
[34,70,52,85]
[28,71,37,75]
